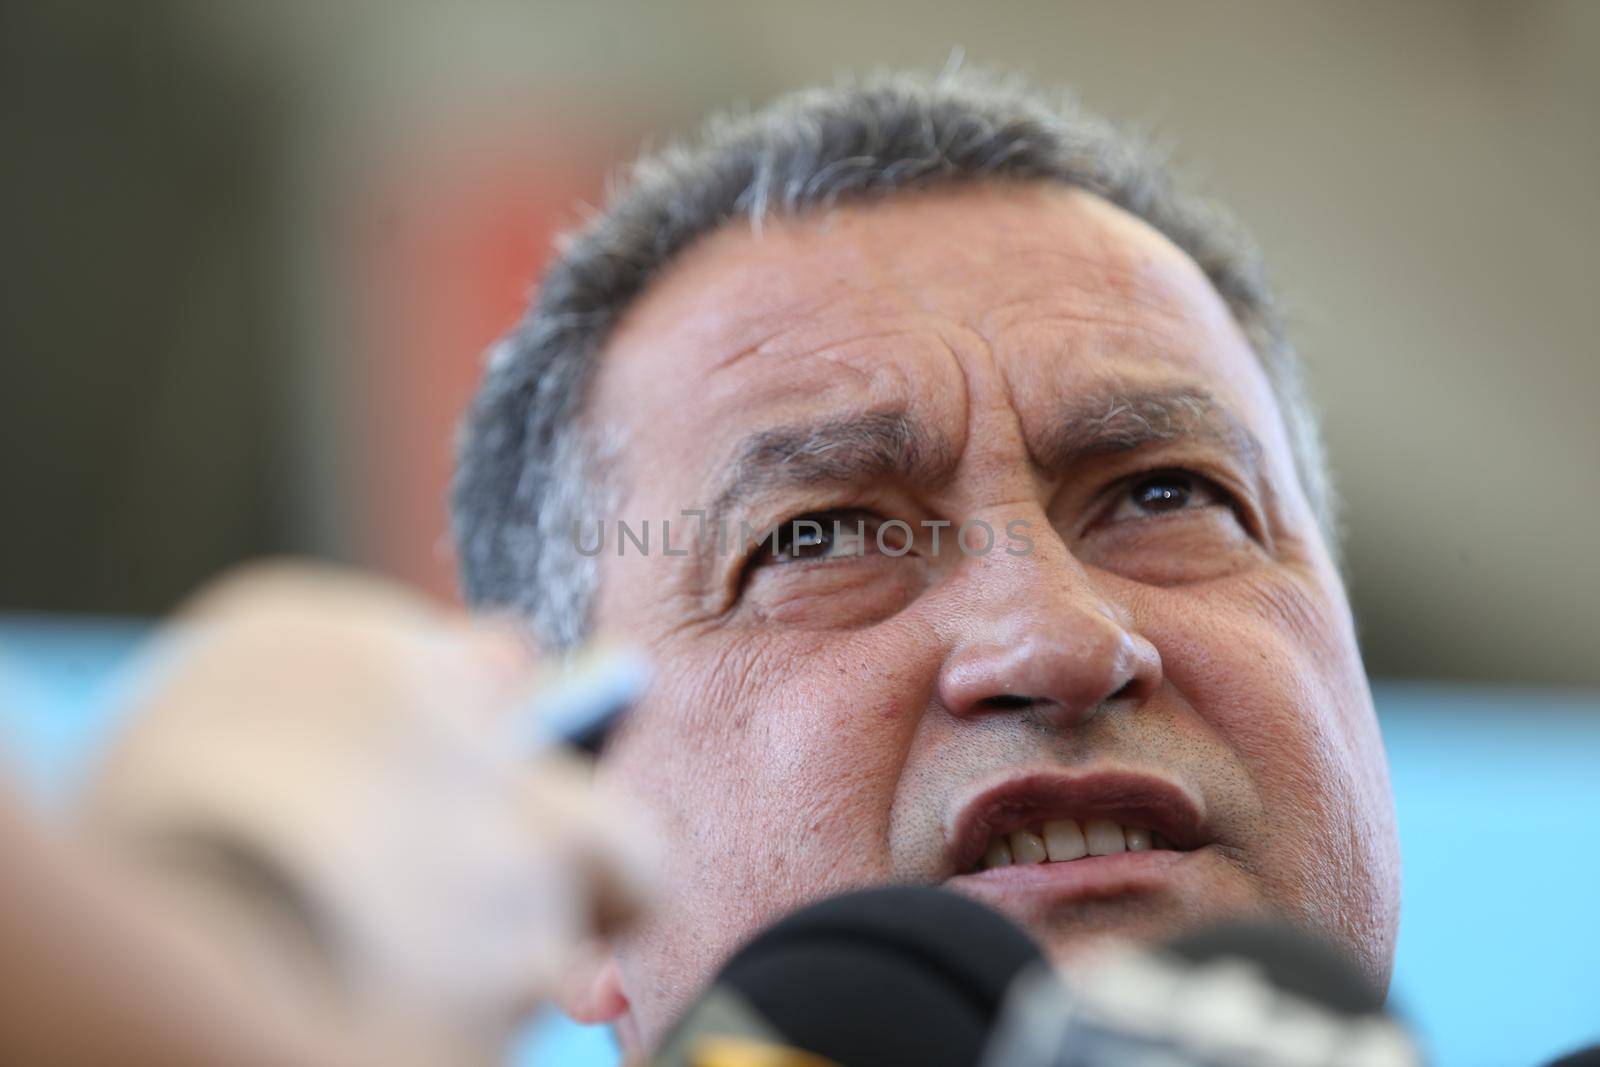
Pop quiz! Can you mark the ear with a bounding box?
[557,944,629,1026]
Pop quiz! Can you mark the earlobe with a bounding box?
[556,948,629,1025]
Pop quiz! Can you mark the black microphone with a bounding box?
[981,920,1423,1067]
[654,885,1045,1067]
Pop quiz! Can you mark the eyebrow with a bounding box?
[706,409,954,532]
[704,386,1263,533]
[1033,386,1265,475]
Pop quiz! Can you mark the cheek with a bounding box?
[604,626,934,911]
[1136,568,1395,908]
[1233,571,1390,824]
[601,625,940,1026]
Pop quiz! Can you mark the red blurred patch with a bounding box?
[349,122,617,602]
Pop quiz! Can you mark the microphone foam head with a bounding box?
[714,885,1045,1067]
[1162,920,1385,1017]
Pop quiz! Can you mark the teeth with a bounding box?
[976,820,1176,871]
[1085,818,1126,855]
[1009,830,1047,864]
[1043,819,1088,861]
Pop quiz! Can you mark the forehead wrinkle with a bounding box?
[981,307,1182,347]
[976,279,1200,350]
[969,241,1222,355]
[708,325,927,376]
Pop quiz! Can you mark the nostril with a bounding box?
[976,694,1039,712]
[969,679,1140,717]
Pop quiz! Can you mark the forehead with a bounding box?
[591,183,1281,482]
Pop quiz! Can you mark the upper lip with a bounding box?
[944,769,1211,877]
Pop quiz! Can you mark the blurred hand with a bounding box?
[76,561,654,1067]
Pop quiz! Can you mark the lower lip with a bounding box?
[943,847,1205,908]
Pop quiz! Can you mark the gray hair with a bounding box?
[451,69,1336,649]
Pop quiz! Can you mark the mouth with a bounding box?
[942,769,1210,881]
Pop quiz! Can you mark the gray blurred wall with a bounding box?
[3,0,1596,686]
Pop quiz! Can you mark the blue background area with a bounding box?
[2,616,1596,1067]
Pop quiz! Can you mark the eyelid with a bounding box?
[1086,465,1254,534]
[714,500,892,618]
[755,507,886,566]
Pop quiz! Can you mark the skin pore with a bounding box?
[559,183,1400,1053]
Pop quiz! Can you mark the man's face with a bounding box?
[581,184,1399,1045]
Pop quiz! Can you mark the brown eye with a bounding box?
[773,519,834,561]
[1104,470,1228,524]
[1132,473,1196,514]
[760,509,878,565]
[1082,469,1261,586]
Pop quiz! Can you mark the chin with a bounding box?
[1017,900,1195,964]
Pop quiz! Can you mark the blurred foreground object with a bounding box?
[657,886,1421,1067]
[63,562,654,1067]
[0,771,354,1067]
[657,886,1044,1067]
[985,921,1421,1067]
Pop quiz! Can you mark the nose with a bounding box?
[937,544,1161,731]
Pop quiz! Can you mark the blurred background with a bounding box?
[1,2,1596,1065]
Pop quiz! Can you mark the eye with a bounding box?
[756,509,893,566]
[1105,470,1229,523]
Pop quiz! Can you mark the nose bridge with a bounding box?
[936,519,1160,727]
[956,507,1108,621]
